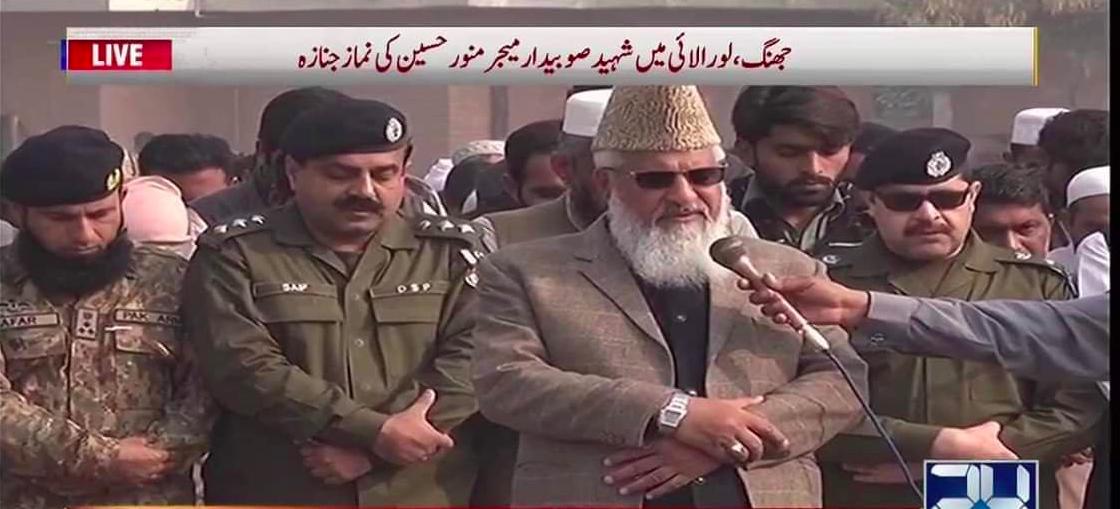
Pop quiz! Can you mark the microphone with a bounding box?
[710,236,831,351]
[709,236,922,500]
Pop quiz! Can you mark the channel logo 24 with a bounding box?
[924,460,1038,509]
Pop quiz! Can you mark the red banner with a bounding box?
[66,39,172,71]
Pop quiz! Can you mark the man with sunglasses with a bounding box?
[814,128,1104,508]
[474,89,759,255]
[472,85,865,508]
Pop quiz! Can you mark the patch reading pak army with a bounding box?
[75,308,100,340]
[0,312,60,331]
[113,309,182,327]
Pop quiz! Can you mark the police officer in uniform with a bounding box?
[814,128,1105,508]
[183,98,483,505]
[190,87,447,228]
[0,126,214,509]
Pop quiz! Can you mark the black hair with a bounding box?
[972,163,1053,213]
[138,134,235,177]
[442,158,495,216]
[731,86,860,150]
[566,85,612,98]
[257,87,350,154]
[504,119,562,184]
[852,122,898,154]
[1037,109,1110,173]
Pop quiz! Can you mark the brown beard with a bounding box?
[18,231,133,297]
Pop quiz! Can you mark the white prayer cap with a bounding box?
[1067,165,1110,206]
[422,157,454,192]
[451,140,504,166]
[562,88,613,137]
[1011,107,1068,145]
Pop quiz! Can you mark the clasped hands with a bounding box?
[602,396,790,500]
[300,389,452,485]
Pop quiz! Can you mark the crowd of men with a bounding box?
[0,83,1109,509]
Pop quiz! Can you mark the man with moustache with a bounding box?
[472,85,866,508]
[470,88,759,506]
[971,163,1056,257]
[191,87,446,228]
[0,126,214,509]
[814,128,1104,508]
[728,86,872,256]
[183,99,483,505]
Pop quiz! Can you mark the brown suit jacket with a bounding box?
[474,194,585,253]
[472,219,867,508]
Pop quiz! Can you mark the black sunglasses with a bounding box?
[606,166,726,190]
[874,189,971,212]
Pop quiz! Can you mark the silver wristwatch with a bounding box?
[657,392,692,435]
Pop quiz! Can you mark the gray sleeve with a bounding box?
[862,292,1110,382]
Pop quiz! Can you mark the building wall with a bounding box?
[1,9,1108,177]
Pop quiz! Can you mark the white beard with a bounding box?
[607,191,732,289]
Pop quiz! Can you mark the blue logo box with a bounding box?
[924,460,1039,509]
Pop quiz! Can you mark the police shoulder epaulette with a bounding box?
[996,249,1054,267]
[413,215,487,287]
[413,216,482,245]
[996,249,1071,278]
[816,242,863,268]
[198,214,269,248]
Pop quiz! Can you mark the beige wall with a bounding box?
[1,9,1108,177]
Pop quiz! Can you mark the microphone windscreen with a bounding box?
[710,236,748,268]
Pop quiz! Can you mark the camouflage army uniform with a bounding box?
[0,245,215,509]
[816,232,1105,508]
[183,204,482,506]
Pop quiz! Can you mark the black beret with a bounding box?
[1,126,125,207]
[854,127,971,190]
[280,98,409,162]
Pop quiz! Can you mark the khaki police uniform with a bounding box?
[184,205,483,506]
[817,233,1104,508]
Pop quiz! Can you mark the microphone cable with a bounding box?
[709,236,922,499]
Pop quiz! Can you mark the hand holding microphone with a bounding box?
[740,275,872,331]
[709,236,923,499]
[709,237,832,350]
